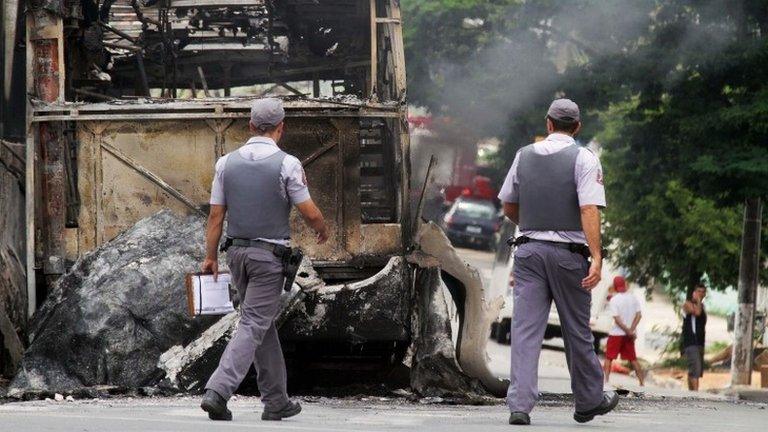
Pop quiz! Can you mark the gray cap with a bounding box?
[546,98,580,122]
[250,98,285,128]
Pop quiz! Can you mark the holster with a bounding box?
[281,248,304,292]
[219,237,234,253]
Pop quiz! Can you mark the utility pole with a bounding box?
[731,197,763,386]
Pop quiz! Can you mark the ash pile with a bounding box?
[7,211,505,401]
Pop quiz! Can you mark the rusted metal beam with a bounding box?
[276,81,305,97]
[25,128,35,318]
[301,140,338,167]
[3,0,19,100]
[385,0,407,100]
[369,0,378,98]
[74,88,115,101]
[28,9,67,309]
[415,154,437,229]
[204,119,234,158]
[197,66,211,97]
[98,21,137,44]
[100,141,205,217]
[0,139,25,182]
[31,39,60,102]
[103,42,141,52]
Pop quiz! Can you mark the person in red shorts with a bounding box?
[603,276,645,386]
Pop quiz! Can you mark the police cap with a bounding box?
[250,98,285,128]
[546,98,580,123]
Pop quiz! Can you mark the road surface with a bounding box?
[0,395,765,431]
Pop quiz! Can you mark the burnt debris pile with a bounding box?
[8,210,214,396]
[6,212,503,401]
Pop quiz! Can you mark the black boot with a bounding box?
[573,391,619,423]
[262,401,302,421]
[509,411,531,425]
[200,389,232,421]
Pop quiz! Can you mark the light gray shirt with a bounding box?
[497,133,606,244]
[210,136,310,245]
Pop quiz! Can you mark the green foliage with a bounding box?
[592,2,768,293]
[705,341,730,355]
[599,100,747,292]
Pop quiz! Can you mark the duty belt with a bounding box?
[220,237,304,292]
[224,237,291,257]
[506,236,591,260]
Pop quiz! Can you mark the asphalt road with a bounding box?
[0,396,765,432]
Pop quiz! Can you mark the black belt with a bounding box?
[507,236,591,259]
[223,237,292,258]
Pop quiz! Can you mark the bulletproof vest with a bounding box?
[223,149,291,240]
[517,144,582,231]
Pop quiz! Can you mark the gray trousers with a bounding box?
[507,242,603,413]
[205,246,289,410]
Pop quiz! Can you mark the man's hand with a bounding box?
[582,258,602,290]
[296,199,329,245]
[201,257,219,281]
[203,204,226,282]
[580,204,602,290]
[316,225,329,244]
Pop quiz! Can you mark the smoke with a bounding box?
[417,0,743,144]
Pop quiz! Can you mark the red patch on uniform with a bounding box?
[596,170,604,185]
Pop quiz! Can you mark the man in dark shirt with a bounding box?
[682,284,707,391]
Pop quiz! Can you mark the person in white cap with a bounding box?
[200,98,328,422]
[498,98,618,425]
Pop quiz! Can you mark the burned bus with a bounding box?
[14,0,413,383]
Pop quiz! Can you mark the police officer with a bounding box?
[498,99,618,425]
[200,98,329,422]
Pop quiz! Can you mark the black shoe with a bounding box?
[509,412,531,425]
[573,391,619,423]
[262,401,302,421]
[200,389,232,421]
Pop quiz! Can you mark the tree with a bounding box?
[588,1,768,294]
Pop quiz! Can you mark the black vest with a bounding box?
[682,305,706,347]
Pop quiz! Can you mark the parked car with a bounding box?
[441,198,501,250]
[488,220,613,352]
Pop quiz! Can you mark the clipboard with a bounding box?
[184,272,235,316]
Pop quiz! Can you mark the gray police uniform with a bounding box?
[499,130,606,414]
[204,144,302,411]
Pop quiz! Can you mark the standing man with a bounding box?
[682,283,707,391]
[603,276,645,386]
[499,99,618,425]
[200,98,329,422]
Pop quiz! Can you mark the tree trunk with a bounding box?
[731,197,762,386]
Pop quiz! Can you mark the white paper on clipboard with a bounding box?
[190,273,235,315]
